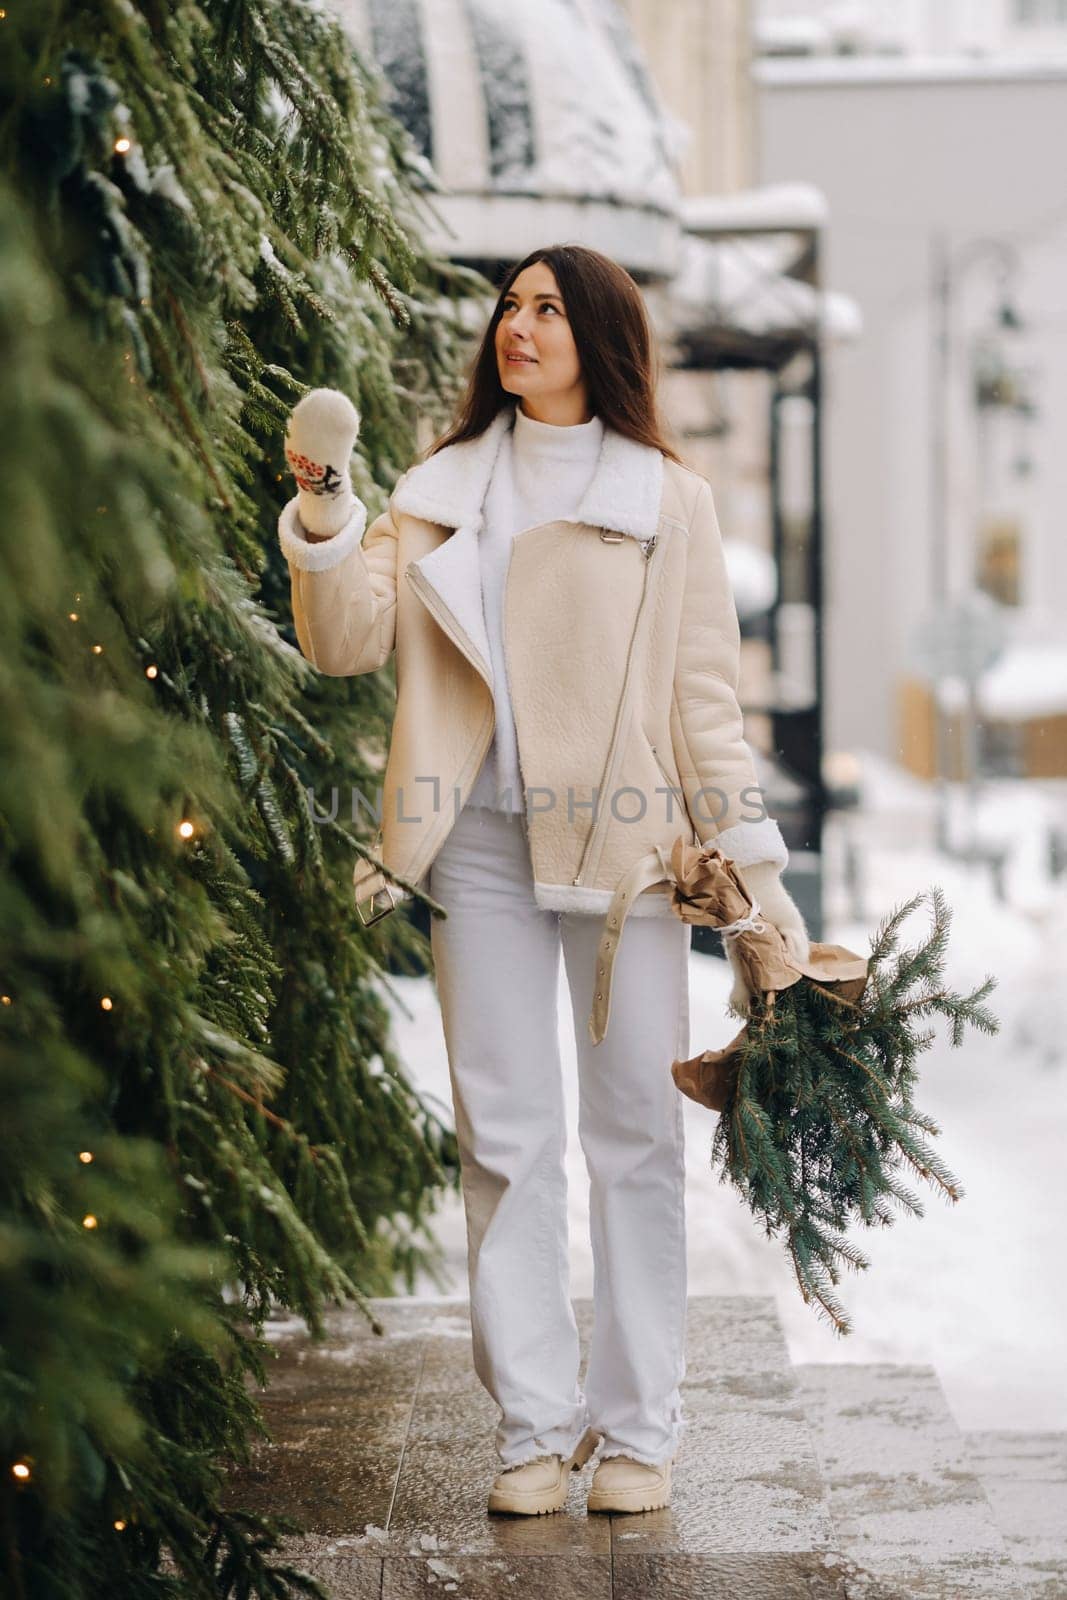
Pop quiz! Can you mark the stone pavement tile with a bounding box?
[963,1430,1067,1562]
[415,1338,486,1398]
[796,1363,1027,1599]
[262,1392,415,1448]
[224,1438,401,1535]
[682,1295,793,1375]
[601,1435,830,1559]
[382,1551,612,1597]
[370,1300,475,1341]
[387,1440,609,1554]
[612,1550,871,1599]
[963,1429,1067,1599]
[262,1332,425,1405]
[407,1386,499,1442]
[573,1299,596,1341]
[608,1377,833,1555]
[261,1545,384,1599]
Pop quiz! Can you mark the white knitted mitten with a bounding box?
[725,859,810,1018]
[283,388,361,538]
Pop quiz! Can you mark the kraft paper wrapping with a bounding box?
[662,837,870,1112]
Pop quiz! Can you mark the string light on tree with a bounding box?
[0,1,471,1588]
[12,1463,30,1482]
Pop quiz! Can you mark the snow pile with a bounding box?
[979,642,1067,721]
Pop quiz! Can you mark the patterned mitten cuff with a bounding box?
[283,388,361,538]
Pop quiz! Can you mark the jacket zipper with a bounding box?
[406,528,666,889]
[649,741,674,788]
[572,532,662,887]
[501,539,532,839]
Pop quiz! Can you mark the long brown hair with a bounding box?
[426,244,685,466]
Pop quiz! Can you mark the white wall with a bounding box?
[625,0,757,193]
[757,66,1067,759]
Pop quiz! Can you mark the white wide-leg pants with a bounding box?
[428,800,691,1469]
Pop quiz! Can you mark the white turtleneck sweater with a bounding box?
[467,404,605,814]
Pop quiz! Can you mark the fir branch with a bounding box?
[701,888,997,1335]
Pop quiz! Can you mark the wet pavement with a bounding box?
[224,1295,1051,1599]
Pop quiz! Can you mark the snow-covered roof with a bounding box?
[756,55,1067,87]
[331,0,684,277]
[667,229,863,344]
[754,10,905,60]
[681,181,830,235]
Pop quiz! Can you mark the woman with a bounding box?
[277,244,809,1517]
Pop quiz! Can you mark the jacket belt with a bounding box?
[588,845,676,1046]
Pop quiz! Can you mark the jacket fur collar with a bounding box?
[391,403,664,543]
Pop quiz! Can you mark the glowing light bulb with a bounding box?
[178,820,195,839]
[114,137,132,154]
[12,1463,30,1481]
[79,1151,94,1164]
[145,665,158,679]
[100,996,113,1011]
[83,1214,98,1230]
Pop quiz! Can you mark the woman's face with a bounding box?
[494,261,590,420]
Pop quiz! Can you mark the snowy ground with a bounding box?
[381,750,1067,1432]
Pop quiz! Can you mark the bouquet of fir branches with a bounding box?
[663,839,999,1335]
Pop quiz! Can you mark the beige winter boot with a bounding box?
[487,1426,600,1515]
[586,1453,673,1513]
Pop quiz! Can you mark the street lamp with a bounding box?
[927,232,1027,854]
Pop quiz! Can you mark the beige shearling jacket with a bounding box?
[278,405,788,1028]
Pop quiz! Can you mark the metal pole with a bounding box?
[930,231,952,853]
[809,232,826,938]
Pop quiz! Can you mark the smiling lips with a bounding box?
[506,352,536,362]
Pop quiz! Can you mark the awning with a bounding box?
[330,0,684,279]
[659,181,862,367]
[670,230,862,343]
